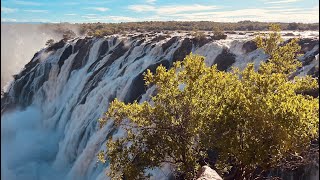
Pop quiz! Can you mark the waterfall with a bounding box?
[1,32,319,180]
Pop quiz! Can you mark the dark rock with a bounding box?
[172,38,193,63]
[307,66,319,78]
[283,32,295,36]
[299,46,319,66]
[78,65,107,104]
[133,53,147,63]
[135,39,145,46]
[297,88,319,98]
[35,63,52,90]
[212,34,227,40]
[242,40,258,53]
[267,162,319,180]
[13,61,52,107]
[58,45,73,72]
[124,59,170,103]
[151,35,167,43]
[79,41,131,101]
[107,41,130,66]
[112,37,118,46]
[98,39,110,59]
[225,31,237,34]
[298,38,319,53]
[73,38,87,53]
[30,51,40,62]
[131,34,145,40]
[213,48,236,71]
[119,66,128,77]
[12,70,35,107]
[46,40,65,52]
[87,39,110,72]
[192,37,212,48]
[14,59,40,80]
[120,46,136,68]
[162,36,178,52]
[69,40,92,76]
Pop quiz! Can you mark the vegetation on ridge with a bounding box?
[39,21,319,38]
[97,24,319,179]
[79,21,318,37]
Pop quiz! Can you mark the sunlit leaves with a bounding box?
[97,25,319,179]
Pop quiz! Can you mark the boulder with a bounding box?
[283,32,295,36]
[242,40,257,53]
[196,166,223,180]
[213,48,236,71]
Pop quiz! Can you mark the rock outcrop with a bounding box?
[196,166,223,180]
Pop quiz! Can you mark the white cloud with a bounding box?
[23,9,48,13]
[158,4,220,14]
[128,4,220,14]
[264,0,302,4]
[1,18,17,22]
[13,0,42,6]
[81,15,138,22]
[1,7,18,13]
[128,5,155,12]
[85,7,109,12]
[163,7,318,23]
[127,2,318,23]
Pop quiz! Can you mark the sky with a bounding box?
[1,0,319,23]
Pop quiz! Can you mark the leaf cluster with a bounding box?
[98,25,319,179]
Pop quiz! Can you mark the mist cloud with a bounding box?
[0,23,78,89]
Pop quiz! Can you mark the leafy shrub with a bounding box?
[45,39,54,46]
[97,25,319,179]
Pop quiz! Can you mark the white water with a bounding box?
[1,32,319,180]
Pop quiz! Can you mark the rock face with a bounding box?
[242,40,257,53]
[213,48,236,71]
[172,38,193,63]
[196,166,223,180]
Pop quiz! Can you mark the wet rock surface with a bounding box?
[242,40,258,53]
[172,38,193,63]
[46,40,65,52]
[124,59,170,103]
[213,48,236,71]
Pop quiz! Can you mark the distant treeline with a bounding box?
[41,21,319,38]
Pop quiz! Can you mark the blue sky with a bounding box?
[1,0,319,23]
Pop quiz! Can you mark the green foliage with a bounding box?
[98,25,319,179]
[62,30,76,41]
[93,29,104,37]
[45,39,54,46]
[78,21,319,37]
[255,24,302,74]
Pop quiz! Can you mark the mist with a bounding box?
[1,106,65,180]
[0,23,74,89]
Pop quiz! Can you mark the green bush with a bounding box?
[97,25,319,179]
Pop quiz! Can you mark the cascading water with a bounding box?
[1,31,319,180]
